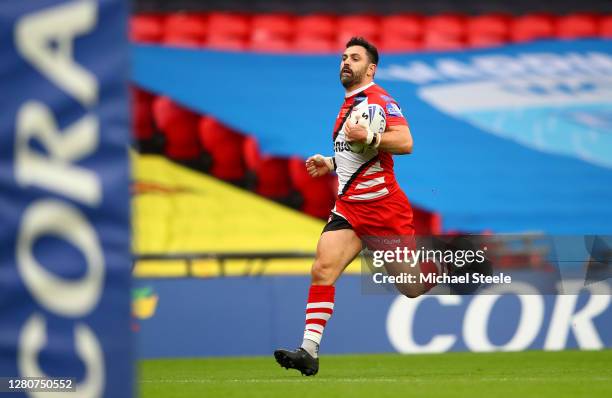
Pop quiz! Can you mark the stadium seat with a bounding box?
[162,13,207,46]
[198,116,246,182]
[130,14,165,43]
[510,13,555,42]
[249,14,296,52]
[423,13,467,50]
[243,136,292,199]
[204,13,251,51]
[337,14,381,48]
[288,157,336,219]
[379,14,423,52]
[425,13,466,37]
[466,14,510,48]
[131,86,155,142]
[296,14,337,39]
[556,13,598,39]
[152,97,201,160]
[467,14,510,37]
[207,12,250,38]
[381,14,424,40]
[251,14,294,41]
[601,15,612,38]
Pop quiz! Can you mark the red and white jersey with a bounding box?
[333,82,408,202]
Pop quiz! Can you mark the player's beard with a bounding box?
[340,64,367,88]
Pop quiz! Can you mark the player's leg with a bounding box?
[382,259,440,298]
[274,226,362,376]
[311,228,363,285]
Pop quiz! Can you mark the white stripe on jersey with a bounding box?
[348,187,389,201]
[363,161,383,176]
[355,176,385,190]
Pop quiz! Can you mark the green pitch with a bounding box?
[140,350,612,398]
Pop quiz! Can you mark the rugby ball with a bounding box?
[346,100,386,153]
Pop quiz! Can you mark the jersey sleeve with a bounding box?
[367,93,408,127]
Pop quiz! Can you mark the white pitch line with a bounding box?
[141,376,612,384]
[141,378,403,383]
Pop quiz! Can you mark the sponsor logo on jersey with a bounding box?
[334,141,353,153]
[386,102,403,117]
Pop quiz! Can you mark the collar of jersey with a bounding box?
[345,82,375,98]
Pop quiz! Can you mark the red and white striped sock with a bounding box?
[301,285,334,358]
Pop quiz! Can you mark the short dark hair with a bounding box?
[345,36,379,65]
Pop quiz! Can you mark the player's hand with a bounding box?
[344,120,368,143]
[305,155,333,177]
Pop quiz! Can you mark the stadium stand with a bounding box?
[198,116,246,182]
[243,136,293,201]
[129,8,611,230]
[130,11,612,52]
[152,96,201,161]
[132,153,361,277]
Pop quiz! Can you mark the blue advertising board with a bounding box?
[133,276,612,359]
[0,1,132,396]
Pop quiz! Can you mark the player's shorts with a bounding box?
[323,188,415,251]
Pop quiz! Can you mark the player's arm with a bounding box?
[305,154,335,177]
[344,121,413,155]
[378,124,413,155]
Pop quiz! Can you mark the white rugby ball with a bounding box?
[346,101,386,154]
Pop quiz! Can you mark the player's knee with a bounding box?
[311,258,335,285]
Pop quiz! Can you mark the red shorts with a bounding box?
[331,188,415,250]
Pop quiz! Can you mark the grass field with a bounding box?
[140,350,612,398]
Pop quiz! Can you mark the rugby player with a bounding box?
[274,37,446,376]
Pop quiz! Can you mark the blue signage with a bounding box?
[0,1,132,397]
[133,276,612,358]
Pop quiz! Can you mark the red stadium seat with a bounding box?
[425,13,466,37]
[130,14,165,43]
[381,14,424,40]
[337,14,381,47]
[293,35,337,53]
[466,14,510,48]
[288,157,336,219]
[296,14,337,39]
[467,14,510,37]
[163,13,207,46]
[243,137,291,199]
[131,86,155,141]
[511,13,555,42]
[251,14,294,41]
[207,12,251,38]
[601,15,612,38]
[423,13,467,50]
[198,116,246,182]
[152,97,201,160]
[556,13,598,39]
